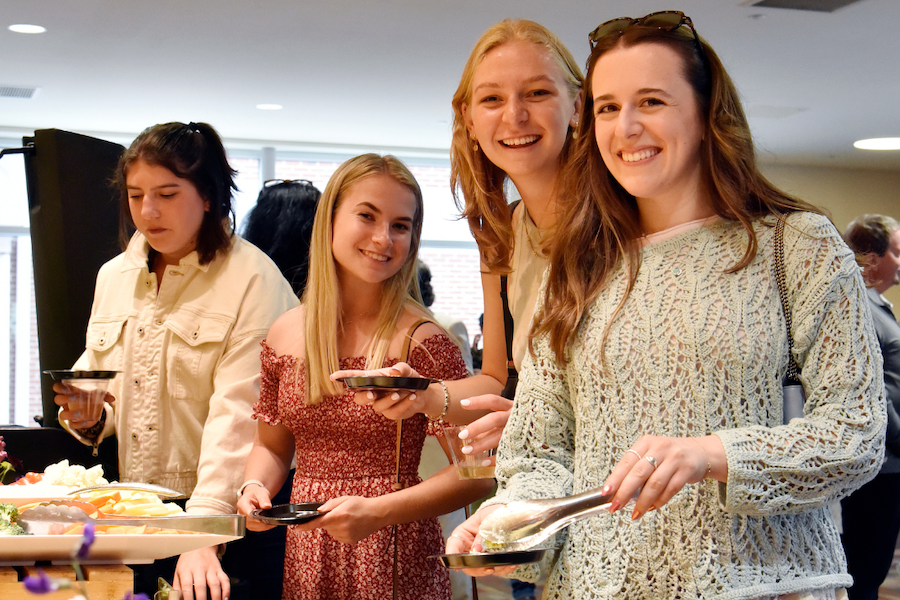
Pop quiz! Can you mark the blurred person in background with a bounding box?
[242,178,321,297]
[841,214,900,600]
[417,260,474,373]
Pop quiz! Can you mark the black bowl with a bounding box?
[251,502,324,525]
[43,369,119,380]
[433,547,552,569]
[338,376,432,391]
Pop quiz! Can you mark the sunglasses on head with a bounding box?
[588,10,705,60]
[264,178,315,188]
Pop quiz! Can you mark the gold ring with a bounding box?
[626,449,642,460]
[645,455,658,469]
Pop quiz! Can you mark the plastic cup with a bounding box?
[62,376,110,424]
[44,370,117,425]
[442,424,495,479]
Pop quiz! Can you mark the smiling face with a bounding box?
[462,40,580,192]
[330,174,417,291]
[591,42,708,218]
[127,159,209,266]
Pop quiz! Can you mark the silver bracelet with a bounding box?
[239,479,266,496]
[428,380,450,422]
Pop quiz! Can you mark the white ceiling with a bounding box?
[1,0,898,170]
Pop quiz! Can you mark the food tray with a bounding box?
[338,376,431,391]
[252,502,323,525]
[0,485,78,508]
[434,546,552,569]
[0,532,241,566]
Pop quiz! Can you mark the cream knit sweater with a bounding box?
[487,212,885,600]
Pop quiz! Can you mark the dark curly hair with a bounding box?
[242,180,322,296]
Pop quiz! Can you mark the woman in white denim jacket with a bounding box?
[54,122,298,600]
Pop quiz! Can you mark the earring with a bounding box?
[472,138,479,152]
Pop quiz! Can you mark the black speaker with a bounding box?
[23,129,124,429]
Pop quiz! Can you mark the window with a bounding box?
[0,139,484,426]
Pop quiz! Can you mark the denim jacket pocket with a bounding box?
[85,317,128,369]
[165,311,234,402]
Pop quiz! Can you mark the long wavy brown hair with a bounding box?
[532,23,822,365]
[450,19,583,273]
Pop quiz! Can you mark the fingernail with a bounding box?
[367,391,374,400]
[73,411,81,418]
[631,508,642,520]
[458,429,469,439]
[609,500,620,513]
[648,505,656,512]
[461,445,473,455]
[460,398,470,407]
[601,484,611,495]
[391,392,400,400]
[481,458,492,467]
[409,393,416,400]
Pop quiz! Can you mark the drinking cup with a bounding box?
[442,424,495,479]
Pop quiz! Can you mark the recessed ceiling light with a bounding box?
[8,24,46,34]
[256,104,282,111]
[853,138,900,151]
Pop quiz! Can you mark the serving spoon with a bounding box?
[67,482,181,498]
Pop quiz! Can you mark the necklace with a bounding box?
[521,207,546,259]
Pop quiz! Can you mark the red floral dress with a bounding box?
[254,334,467,600]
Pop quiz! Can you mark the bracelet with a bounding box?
[692,438,712,479]
[239,479,266,496]
[427,380,450,422]
[75,408,107,440]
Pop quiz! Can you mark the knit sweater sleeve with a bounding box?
[715,212,886,515]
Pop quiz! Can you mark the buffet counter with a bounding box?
[0,564,133,599]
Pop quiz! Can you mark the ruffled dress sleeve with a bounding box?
[253,340,297,426]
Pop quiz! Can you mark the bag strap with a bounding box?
[499,275,517,376]
[500,199,522,379]
[774,218,802,380]
[400,317,433,364]
[392,316,434,600]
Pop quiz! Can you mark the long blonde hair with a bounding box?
[450,19,583,273]
[303,154,425,403]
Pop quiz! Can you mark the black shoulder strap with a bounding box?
[500,274,518,383]
[501,199,522,378]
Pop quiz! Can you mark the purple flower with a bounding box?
[123,593,151,600]
[76,521,96,560]
[23,569,59,593]
[0,436,7,462]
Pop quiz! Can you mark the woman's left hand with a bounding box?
[172,545,230,600]
[292,495,385,545]
[602,435,725,520]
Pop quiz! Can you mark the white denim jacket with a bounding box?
[64,233,299,514]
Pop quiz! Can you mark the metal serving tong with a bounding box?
[480,486,628,552]
[17,500,245,536]
[67,482,182,498]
